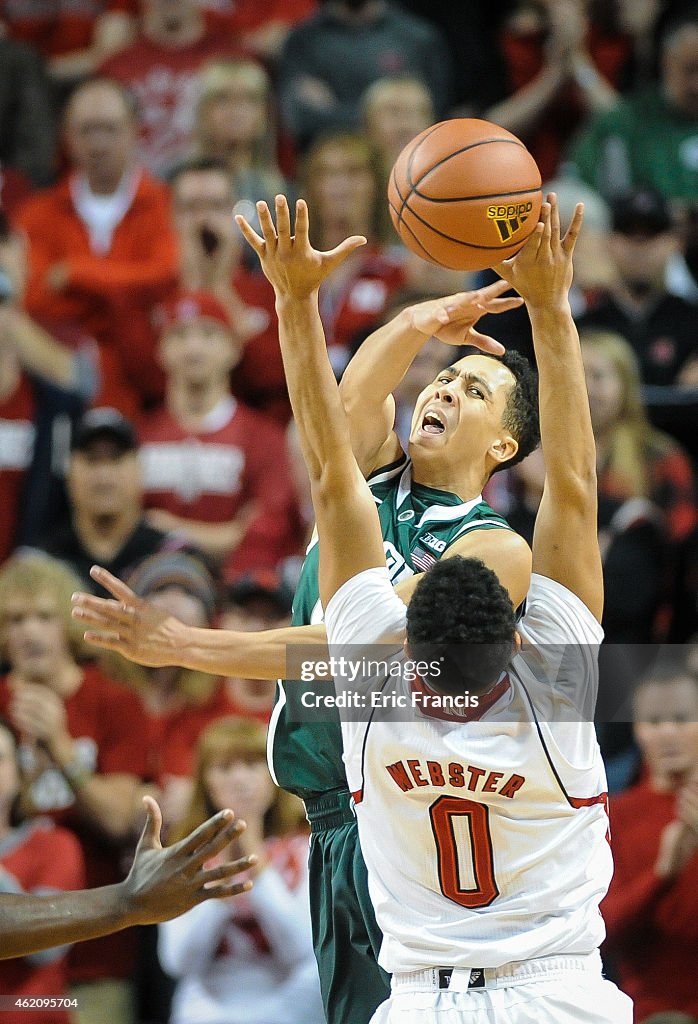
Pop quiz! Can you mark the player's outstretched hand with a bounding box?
[123,796,255,925]
[235,195,367,301]
[407,281,522,353]
[71,566,187,667]
[493,192,584,310]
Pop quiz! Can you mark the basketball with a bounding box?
[388,118,543,271]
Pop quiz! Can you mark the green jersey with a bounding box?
[267,455,512,801]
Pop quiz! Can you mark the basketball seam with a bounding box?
[388,196,441,265]
[407,136,528,201]
[408,184,541,204]
[391,161,440,262]
[392,123,443,239]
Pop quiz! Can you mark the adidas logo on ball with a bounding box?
[486,201,533,243]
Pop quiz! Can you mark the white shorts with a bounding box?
[371,956,633,1024]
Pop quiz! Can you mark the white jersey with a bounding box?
[324,568,612,975]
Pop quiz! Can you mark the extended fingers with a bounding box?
[274,195,292,255]
[295,198,310,245]
[562,202,585,255]
[178,809,243,860]
[139,795,163,851]
[478,296,524,313]
[199,855,257,886]
[88,565,136,602]
[548,192,561,249]
[234,213,265,256]
[477,279,512,301]
[255,201,278,251]
[539,200,552,249]
[465,329,505,355]
[82,631,129,653]
[324,234,367,269]
[72,594,133,627]
[198,878,254,900]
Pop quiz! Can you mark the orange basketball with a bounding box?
[388,118,542,271]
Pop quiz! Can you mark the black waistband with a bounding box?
[305,789,356,833]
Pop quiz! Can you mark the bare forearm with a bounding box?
[276,294,353,482]
[340,308,429,415]
[172,622,328,680]
[0,886,133,959]
[528,305,596,495]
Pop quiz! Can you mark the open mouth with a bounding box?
[421,410,446,435]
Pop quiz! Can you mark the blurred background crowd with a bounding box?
[0,1,696,1022]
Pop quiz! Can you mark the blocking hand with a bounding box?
[494,192,584,310]
[235,195,366,301]
[407,281,522,352]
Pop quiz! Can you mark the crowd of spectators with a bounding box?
[0,1,696,1022]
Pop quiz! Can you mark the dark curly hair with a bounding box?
[488,349,540,474]
[405,556,516,696]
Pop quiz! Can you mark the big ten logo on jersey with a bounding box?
[421,532,446,554]
[384,541,415,584]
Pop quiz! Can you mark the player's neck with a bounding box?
[167,379,230,428]
[409,450,485,500]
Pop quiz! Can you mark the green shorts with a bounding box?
[306,790,391,1024]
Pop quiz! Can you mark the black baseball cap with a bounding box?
[71,407,139,453]
[611,189,673,236]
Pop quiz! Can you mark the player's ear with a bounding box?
[489,435,518,468]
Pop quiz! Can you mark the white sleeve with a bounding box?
[518,574,604,646]
[325,567,407,790]
[324,566,407,648]
[515,573,604,721]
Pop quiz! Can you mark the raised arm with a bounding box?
[236,197,386,609]
[338,286,519,475]
[495,195,602,619]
